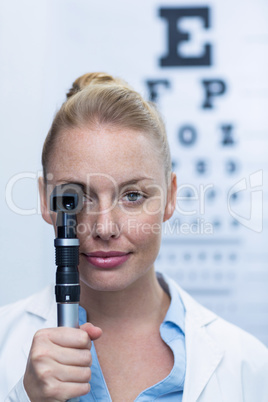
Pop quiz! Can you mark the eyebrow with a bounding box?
[118,177,155,188]
[57,176,155,191]
[58,180,86,189]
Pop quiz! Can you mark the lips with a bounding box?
[82,251,131,269]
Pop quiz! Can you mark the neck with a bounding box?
[80,268,170,331]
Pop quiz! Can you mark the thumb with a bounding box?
[80,322,102,341]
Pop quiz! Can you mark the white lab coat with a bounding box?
[1,276,268,402]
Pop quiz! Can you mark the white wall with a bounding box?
[1,0,268,345]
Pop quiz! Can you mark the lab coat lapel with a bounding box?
[183,323,224,401]
[177,286,224,402]
[22,284,57,358]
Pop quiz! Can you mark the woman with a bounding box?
[1,73,268,401]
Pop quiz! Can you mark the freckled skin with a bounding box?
[40,125,176,295]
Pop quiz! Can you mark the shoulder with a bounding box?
[206,315,268,397]
[163,273,268,365]
[0,284,56,336]
[204,309,268,368]
[0,284,55,315]
[169,277,268,398]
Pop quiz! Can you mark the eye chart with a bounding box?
[151,2,268,345]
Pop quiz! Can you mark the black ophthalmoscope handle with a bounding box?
[55,235,80,328]
[54,215,80,402]
[51,184,83,402]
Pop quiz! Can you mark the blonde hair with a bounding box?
[42,72,171,182]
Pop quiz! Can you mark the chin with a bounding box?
[79,264,149,293]
[80,269,133,292]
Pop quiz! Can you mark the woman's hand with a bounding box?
[23,323,102,402]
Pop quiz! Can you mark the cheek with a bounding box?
[76,216,94,240]
[123,211,163,248]
[142,199,164,216]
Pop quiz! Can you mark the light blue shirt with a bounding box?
[79,273,186,401]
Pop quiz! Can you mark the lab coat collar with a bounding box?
[25,283,56,321]
[157,272,186,334]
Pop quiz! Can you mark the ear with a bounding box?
[38,176,53,225]
[163,172,177,222]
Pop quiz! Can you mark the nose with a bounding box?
[92,205,120,240]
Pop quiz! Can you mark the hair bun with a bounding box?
[66,72,126,99]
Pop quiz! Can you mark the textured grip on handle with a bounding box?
[56,245,79,266]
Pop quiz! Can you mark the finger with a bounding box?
[51,345,92,367]
[35,327,91,349]
[80,323,102,340]
[54,361,92,383]
[62,382,91,399]
[48,380,91,400]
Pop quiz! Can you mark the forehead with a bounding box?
[48,125,165,184]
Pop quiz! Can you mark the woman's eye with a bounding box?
[123,192,144,204]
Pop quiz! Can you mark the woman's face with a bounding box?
[40,125,177,292]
